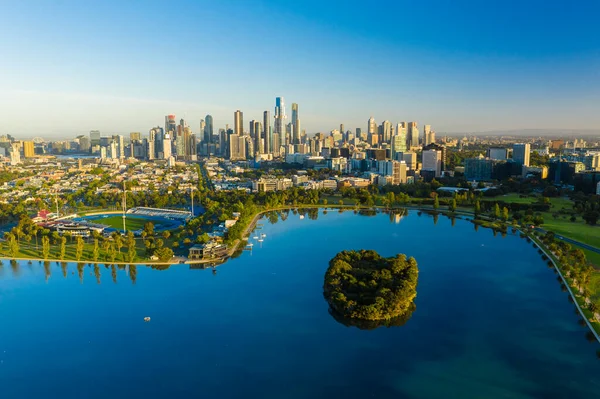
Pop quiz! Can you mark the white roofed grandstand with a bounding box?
[127,207,192,221]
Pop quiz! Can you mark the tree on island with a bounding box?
[323,250,418,322]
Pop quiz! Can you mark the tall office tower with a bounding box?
[78,136,90,152]
[291,103,300,145]
[149,126,164,158]
[263,111,271,154]
[111,135,125,158]
[147,139,155,160]
[188,133,197,159]
[422,149,442,177]
[356,128,362,140]
[382,120,392,143]
[183,126,192,159]
[274,97,287,138]
[250,120,262,155]
[228,134,246,160]
[391,134,407,161]
[130,132,141,142]
[9,143,20,165]
[89,130,101,145]
[234,110,244,136]
[402,151,417,170]
[163,132,172,159]
[165,114,176,135]
[204,114,213,144]
[368,116,377,135]
[340,124,345,139]
[513,143,531,166]
[407,122,419,148]
[22,141,34,158]
[199,119,206,137]
[219,129,228,157]
[423,125,435,145]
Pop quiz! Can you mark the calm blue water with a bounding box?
[1,210,599,399]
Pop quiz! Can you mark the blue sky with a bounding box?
[1,0,599,138]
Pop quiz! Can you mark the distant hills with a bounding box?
[441,129,600,138]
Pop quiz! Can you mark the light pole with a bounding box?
[190,186,195,218]
[122,180,127,233]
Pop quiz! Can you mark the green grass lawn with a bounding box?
[485,195,600,249]
[87,216,159,231]
[541,217,600,249]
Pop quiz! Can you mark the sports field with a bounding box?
[88,215,162,231]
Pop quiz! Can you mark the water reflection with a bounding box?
[328,302,416,330]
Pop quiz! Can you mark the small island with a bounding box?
[324,250,418,321]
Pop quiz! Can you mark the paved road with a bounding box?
[533,227,600,255]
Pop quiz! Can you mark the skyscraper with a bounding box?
[391,134,407,161]
[407,122,419,148]
[234,110,243,136]
[130,132,141,142]
[263,110,271,154]
[513,143,531,166]
[163,132,172,159]
[229,134,246,160]
[251,120,262,156]
[368,116,377,135]
[22,141,34,158]
[422,149,442,178]
[165,114,176,135]
[274,97,286,138]
[291,103,300,145]
[382,120,392,143]
[423,125,434,145]
[204,115,213,144]
[149,126,164,159]
[89,130,101,148]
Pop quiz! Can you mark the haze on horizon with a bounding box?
[1,0,599,138]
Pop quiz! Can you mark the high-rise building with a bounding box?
[204,115,213,144]
[263,111,271,154]
[22,141,35,158]
[424,125,436,146]
[250,120,262,155]
[291,103,300,145]
[89,130,101,146]
[165,114,176,135]
[234,110,244,136]
[422,149,442,178]
[229,134,246,160]
[407,122,419,148]
[382,120,392,143]
[274,97,286,139]
[402,151,417,170]
[149,126,163,159]
[487,147,508,160]
[368,116,377,135]
[513,143,531,167]
[391,134,406,161]
[163,132,172,159]
[78,136,90,152]
[130,132,141,142]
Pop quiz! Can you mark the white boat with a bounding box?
[258,239,264,242]
[253,236,259,239]
[261,233,267,238]
[299,215,304,219]
[247,243,254,247]
[144,317,151,322]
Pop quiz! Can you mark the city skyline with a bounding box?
[1,1,600,137]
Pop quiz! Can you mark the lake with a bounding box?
[1,209,599,398]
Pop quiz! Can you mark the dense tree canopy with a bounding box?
[324,250,418,321]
